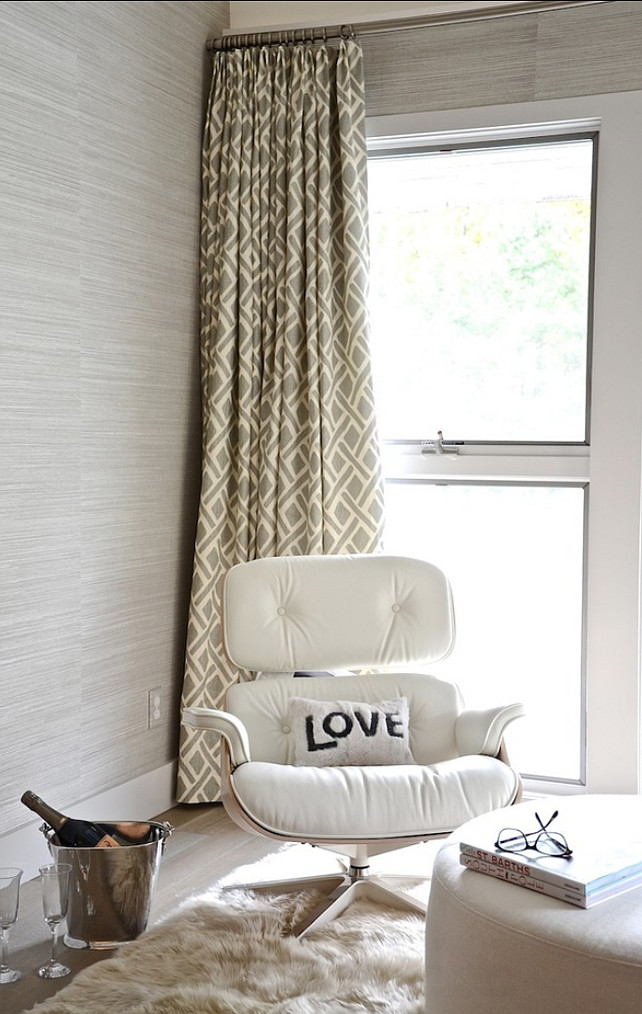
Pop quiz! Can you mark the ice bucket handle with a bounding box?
[40,819,174,848]
[158,821,173,853]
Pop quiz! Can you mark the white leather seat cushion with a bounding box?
[230,754,520,841]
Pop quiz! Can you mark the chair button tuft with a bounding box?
[282,725,291,734]
[392,603,401,613]
[277,606,286,616]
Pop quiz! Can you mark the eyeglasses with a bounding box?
[494,810,573,859]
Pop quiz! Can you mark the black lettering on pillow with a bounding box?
[305,715,337,752]
[323,711,353,739]
[385,711,403,738]
[305,711,355,752]
[354,709,380,737]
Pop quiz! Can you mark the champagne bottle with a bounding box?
[20,791,120,848]
[100,821,154,845]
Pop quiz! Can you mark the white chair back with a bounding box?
[223,554,456,673]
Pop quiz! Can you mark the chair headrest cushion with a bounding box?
[224,553,455,672]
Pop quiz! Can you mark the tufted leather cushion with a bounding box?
[226,672,463,766]
[223,554,455,673]
[231,754,521,841]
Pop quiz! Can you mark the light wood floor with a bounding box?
[6,802,438,1014]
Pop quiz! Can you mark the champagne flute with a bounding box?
[38,863,72,979]
[0,866,22,984]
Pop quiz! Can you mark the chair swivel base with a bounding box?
[223,868,427,938]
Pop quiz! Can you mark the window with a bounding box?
[368,136,594,443]
[367,131,596,784]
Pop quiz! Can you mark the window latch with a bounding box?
[421,430,461,455]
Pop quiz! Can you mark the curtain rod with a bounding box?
[208,0,609,51]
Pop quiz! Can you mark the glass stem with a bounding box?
[1,926,9,972]
[50,925,57,966]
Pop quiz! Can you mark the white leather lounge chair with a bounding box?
[183,553,524,936]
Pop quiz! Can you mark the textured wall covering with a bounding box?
[0,0,228,838]
[361,1,642,116]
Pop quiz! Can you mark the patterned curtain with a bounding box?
[177,37,384,803]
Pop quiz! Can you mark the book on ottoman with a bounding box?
[460,812,642,908]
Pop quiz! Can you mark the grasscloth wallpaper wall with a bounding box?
[0,0,227,840]
[360,0,642,115]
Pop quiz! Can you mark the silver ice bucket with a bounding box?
[46,820,172,949]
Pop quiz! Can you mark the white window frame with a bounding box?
[367,91,642,796]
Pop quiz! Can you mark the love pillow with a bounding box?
[288,697,415,766]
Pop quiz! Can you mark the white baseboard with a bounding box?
[1,761,178,882]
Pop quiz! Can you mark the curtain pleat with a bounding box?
[177,39,384,803]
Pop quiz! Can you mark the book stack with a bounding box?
[459,830,642,908]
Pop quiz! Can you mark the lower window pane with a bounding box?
[382,482,585,782]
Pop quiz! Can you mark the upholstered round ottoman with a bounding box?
[425,795,642,1014]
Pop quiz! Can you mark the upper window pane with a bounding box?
[367,137,595,442]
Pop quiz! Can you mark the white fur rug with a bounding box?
[32,883,427,1013]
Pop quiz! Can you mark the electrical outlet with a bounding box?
[148,687,162,729]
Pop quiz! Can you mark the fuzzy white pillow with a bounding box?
[288,697,415,766]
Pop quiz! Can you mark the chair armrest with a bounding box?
[182,707,251,767]
[455,703,525,758]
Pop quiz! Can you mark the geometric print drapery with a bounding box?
[177,38,384,803]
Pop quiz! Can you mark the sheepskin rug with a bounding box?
[32,884,427,1013]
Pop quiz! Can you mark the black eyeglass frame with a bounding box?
[494,809,573,859]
